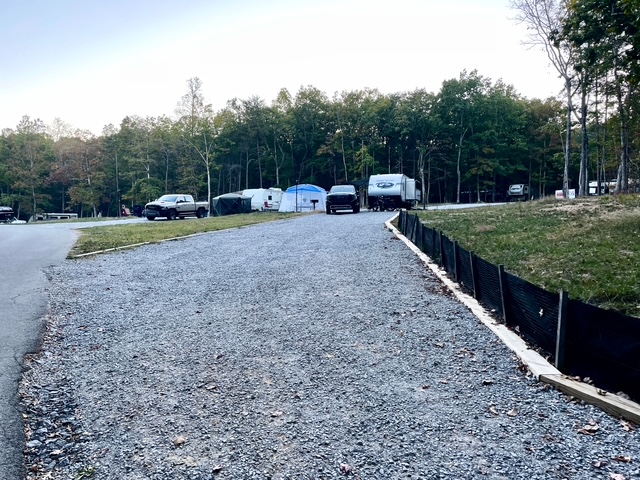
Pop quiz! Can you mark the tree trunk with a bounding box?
[257,137,263,188]
[426,152,431,207]
[456,128,468,204]
[563,76,572,197]
[578,83,589,197]
[615,84,630,193]
[342,136,348,183]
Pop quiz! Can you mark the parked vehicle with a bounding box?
[144,194,209,220]
[0,206,26,224]
[326,185,360,214]
[588,181,611,196]
[241,188,283,211]
[367,174,421,210]
[506,184,530,202]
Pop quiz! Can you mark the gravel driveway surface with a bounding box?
[20,212,640,479]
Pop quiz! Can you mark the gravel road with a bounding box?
[20,212,640,479]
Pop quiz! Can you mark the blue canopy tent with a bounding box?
[278,184,327,212]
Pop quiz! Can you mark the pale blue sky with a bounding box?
[1,0,560,135]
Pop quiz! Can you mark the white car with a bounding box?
[0,206,26,224]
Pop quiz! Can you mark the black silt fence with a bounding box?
[441,236,456,279]
[456,245,475,296]
[397,211,640,403]
[562,300,640,401]
[474,256,504,319]
[414,217,424,251]
[502,271,559,355]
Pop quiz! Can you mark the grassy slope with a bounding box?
[416,195,640,318]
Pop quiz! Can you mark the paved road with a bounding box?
[0,218,147,480]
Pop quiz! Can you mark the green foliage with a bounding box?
[2,45,638,218]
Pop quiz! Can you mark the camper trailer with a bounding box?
[367,174,421,210]
[242,188,283,211]
[506,184,530,202]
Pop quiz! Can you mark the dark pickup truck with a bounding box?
[325,185,360,214]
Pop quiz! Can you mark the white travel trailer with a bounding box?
[242,188,283,211]
[367,174,421,209]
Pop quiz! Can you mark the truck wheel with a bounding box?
[146,216,155,221]
[196,208,205,218]
[167,209,177,220]
[326,208,331,215]
[353,206,360,214]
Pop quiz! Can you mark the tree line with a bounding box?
[1,0,638,218]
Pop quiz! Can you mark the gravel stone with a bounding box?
[20,212,640,479]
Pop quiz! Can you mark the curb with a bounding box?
[386,215,640,424]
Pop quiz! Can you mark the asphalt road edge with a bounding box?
[386,215,640,425]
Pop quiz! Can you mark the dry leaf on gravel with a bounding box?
[340,463,353,474]
[578,420,600,435]
[172,435,188,446]
[612,455,632,463]
[620,421,635,432]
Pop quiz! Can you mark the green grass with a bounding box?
[415,195,640,318]
[68,212,301,258]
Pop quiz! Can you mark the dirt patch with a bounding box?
[540,196,640,222]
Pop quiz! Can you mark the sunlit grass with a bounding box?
[416,195,640,317]
[68,212,301,258]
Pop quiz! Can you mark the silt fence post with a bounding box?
[555,290,569,371]
[470,251,478,299]
[498,264,508,325]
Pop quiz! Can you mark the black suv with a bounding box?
[326,185,360,214]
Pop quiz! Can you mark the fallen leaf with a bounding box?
[609,474,626,480]
[340,463,353,474]
[612,456,632,463]
[173,435,187,446]
[593,460,607,468]
[270,411,284,417]
[212,464,223,473]
[482,379,494,386]
[621,421,635,432]
[578,423,600,435]
[489,406,499,415]
[507,408,518,417]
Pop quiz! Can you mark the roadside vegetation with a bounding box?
[67,212,298,258]
[416,195,640,318]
